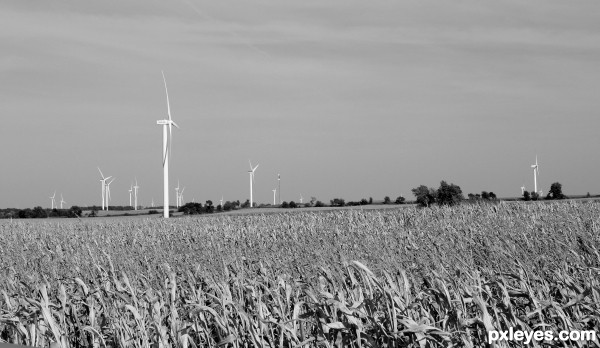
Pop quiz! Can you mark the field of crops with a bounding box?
[1,201,599,347]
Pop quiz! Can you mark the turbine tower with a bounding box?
[50,191,56,210]
[60,194,66,209]
[220,196,224,207]
[521,186,525,195]
[157,71,179,218]
[97,167,112,210]
[133,178,139,210]
[272,189,276,205]
[105,177,115,210]
[531,156,540,195]
[248,160,259,207]
[300,194,303,204]
[151,198,155,208]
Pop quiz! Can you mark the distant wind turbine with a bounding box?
[50,191,56,210]
[175,180,180,209]
[157,71,179,218]
[151,198,155,208]
[521,185,525,195]
[97,167,112,211]
[300,194,303,204]
[248,160,259,207]
[60,194,66,209]
[531,156,540,195]
[133,178,139,210]
[220,196,223,207]
[179,187,185,206]
[129,185,133,207]
[272,189,276,205]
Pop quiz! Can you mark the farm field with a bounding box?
[1,201,599,347]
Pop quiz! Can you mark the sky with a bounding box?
[1,0,599,209]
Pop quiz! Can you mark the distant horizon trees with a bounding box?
[412,181,464,207]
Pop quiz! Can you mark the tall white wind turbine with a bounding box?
[133,178,139,210]
[248,160,259,207]
[531,156,540,195]
[97,167,112,210]
[300,194,303,204]
[272,189,276,205]
[60,194,66,209]
[105,177,115,210]
[157,71,179,218]
[521,186,525,195]
[220,196,224,207]
[50,191,56,210]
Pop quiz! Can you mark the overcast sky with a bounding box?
[1,0,599,208]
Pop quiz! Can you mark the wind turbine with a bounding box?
[105,177,115,210]
[179,187,185,206]
[521,185,525,195]
[60,194,66,209]
[133,178,139,210]
[97,167,112,210]
[151,198,155,208]
[272,189,277,205]
[157,71,179,218]
[175,180,180,209]
[531,156,540,195]
[50,191,56,210]
[300,194,303,204]
[220,196,223,207]
[129,185,133,207]
[248,160,259,207]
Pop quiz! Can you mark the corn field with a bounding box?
[1,201,599,347]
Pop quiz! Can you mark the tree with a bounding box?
[436,181,464,206]
[369,197,373,204]
[289,201,297,208]
[383,196,391,204]
[530,192,539,201]
[330,198,345,207]
[281,201,289,208]
[205,200,214,213]
[481,191,490,200]
[395,196,406,204]
[315,201,325,207]
[488,192,497,200]
[523,190,531,201]
[548,182,566,200]
[32,206,47,218]
[412,185,437,207]
[69,206,82,217]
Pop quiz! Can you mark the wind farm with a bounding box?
[2,2,600,347]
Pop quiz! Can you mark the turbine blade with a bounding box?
[162,71,171,121]
[253,164,259,171]
[249,160,253,170]
[98,167,105,179]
